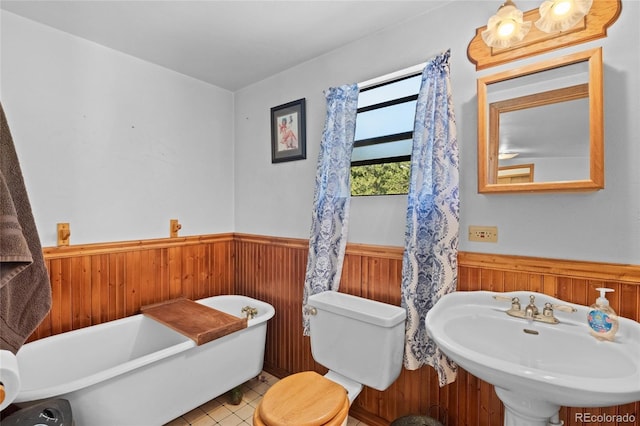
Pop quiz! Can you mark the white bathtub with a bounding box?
[14,295,274,426]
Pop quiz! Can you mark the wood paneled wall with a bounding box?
[34,233,639,425]
[33,234,235,341]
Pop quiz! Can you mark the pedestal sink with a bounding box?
[425,291,640,426]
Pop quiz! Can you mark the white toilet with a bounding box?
[253,291,407,426]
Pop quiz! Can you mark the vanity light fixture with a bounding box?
[481,0,531,48]
[481,0,593,49]
[535,0,593,33]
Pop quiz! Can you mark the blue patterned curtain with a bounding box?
[302,84,359,336]
[401,50,459,386]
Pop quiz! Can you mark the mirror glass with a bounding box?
[477,48,603,193]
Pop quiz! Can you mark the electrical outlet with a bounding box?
[468,226,498,243]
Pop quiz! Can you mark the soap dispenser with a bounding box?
[587,288,618,341]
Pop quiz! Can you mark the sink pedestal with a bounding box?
[495,387,560,426]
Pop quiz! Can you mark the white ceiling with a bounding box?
[1,0,454,91]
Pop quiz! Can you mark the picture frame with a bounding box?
[271,98,306,163]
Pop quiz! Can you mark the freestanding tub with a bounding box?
[13,295,274,426]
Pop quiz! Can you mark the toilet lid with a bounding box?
[259,371,348,426]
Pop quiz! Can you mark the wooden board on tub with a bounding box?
[141,298,247,346]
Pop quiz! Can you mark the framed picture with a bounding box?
[271,98,306,163]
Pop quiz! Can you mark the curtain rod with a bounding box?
[357,62,426,90]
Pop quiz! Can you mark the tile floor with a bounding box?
[164,371,369,426]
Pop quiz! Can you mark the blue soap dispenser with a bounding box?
[587,287,618,341]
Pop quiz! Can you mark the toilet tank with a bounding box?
[308,291,406,391]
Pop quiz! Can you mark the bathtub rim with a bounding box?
[195,294,275,326]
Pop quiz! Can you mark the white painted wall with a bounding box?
[1,11,235,246]
[234,1,640,264]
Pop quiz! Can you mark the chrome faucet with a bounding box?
[493,294,577,324]
[524,295,539,318]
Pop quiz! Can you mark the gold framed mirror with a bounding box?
[477,47,603,193]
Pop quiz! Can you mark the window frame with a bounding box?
[352,77,420,167]
[350,65,424,195]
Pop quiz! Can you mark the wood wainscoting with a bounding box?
[35,233,639,425]
[34,234,235,340]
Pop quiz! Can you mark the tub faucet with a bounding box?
[241,306,258,319]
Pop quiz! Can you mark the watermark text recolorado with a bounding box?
[575,412,636,423]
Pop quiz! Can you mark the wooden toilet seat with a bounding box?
[253,371,350,426]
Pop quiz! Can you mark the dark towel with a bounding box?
[0,102,51,354]
[1,170,33,287]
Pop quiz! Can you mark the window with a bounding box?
[351,67,423,196]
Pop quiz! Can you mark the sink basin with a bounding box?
[425,291,640,426]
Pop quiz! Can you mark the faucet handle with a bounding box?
[511,297,521,311]
[542,302,576,322]
[492,295,521,311]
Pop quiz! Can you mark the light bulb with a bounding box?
[498,20,516,37]
[552,0,572,16]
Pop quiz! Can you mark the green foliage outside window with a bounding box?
[350,161,411,196]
